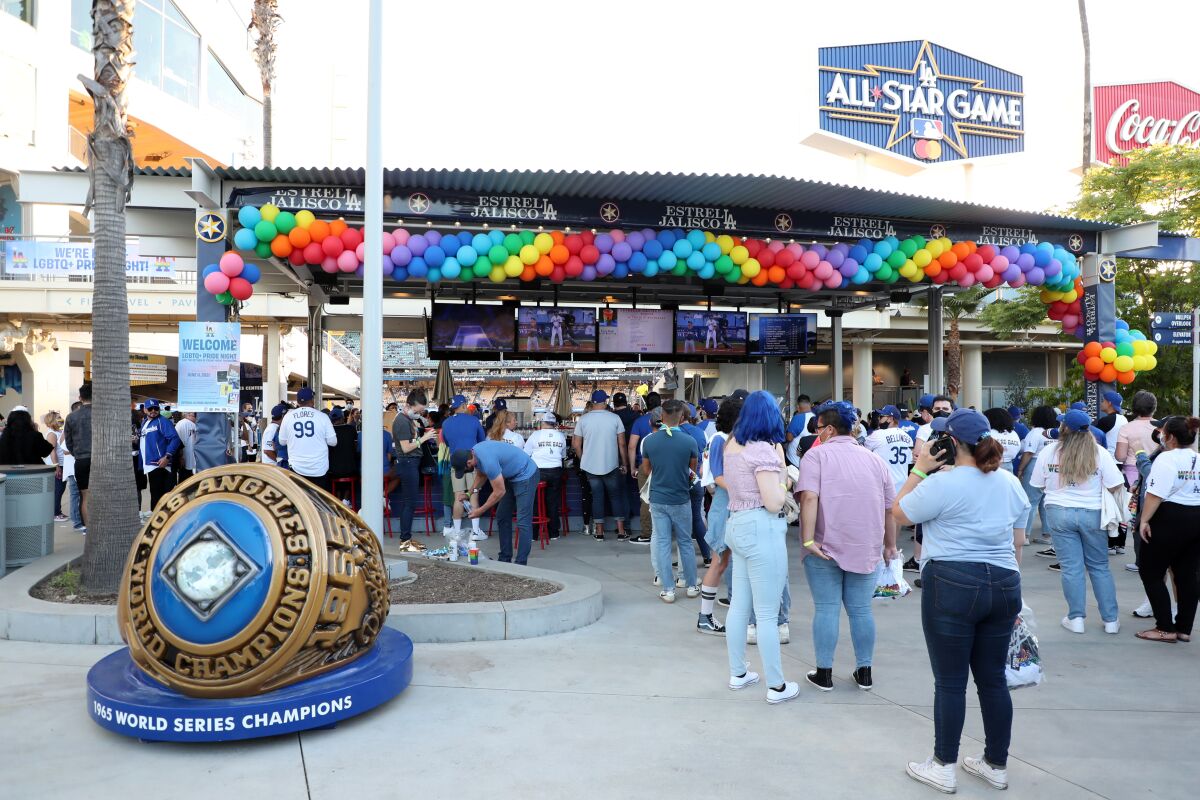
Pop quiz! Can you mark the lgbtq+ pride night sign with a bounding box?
[818,40,1025,165]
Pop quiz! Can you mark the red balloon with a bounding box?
[579,230,595,246]
[757,248,776,269]
[1050,301,1068,316]
[948,264,968,282]
[550,267,566,284]
[1101,341,1115,351]
[778,278,795,290]
[303,242,324,264]
[744,239,763,258]
[564,234,583,255]
[932,270,950,284]
[340,227,362,250]
[983,274,1003,289]
[786,263,807,281]
[288,249,306,267]
[962,253,983,272]
[228,277,253,301]
[775,249,796,268]
[579,245,600,265]
[1084,370,1100,382]
[1076,350,1088,366]
[564,255,584,277]
[976,245,996,263]
[322,236,345,257]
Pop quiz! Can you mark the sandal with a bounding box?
[1135,629,1177,643]
[1177,634,1191,643]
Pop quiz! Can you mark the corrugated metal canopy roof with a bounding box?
[58,164,1107,231]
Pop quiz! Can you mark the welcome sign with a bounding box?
[818,40,1024,164]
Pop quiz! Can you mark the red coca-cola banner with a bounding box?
[1094,82,1200,165]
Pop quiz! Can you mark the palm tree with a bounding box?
[249,1,282,167]
[917,287,991,401]
[78,0,141,593]
[1079,0,1092,175]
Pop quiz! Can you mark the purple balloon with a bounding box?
[1074,325,1086,339]
[595,233,614,254]
[354,265,365,278]
[391,266,408,281]
[1002,265,1022,282]
[581,265,597,281]
[838,260,857,278]
[831,242,851,255]
[1026,266,1045,285]
[999,245,1020,263]
[626,231,646,251]
[424,230,442,246]
[811,243,829,259]
[390,244,412,267]
[611,241,633,262]
[1016,253,1035,271]
[596,253,616,276]
[1043,258,1062,277]
[407,234,428,257]
[827,249,846,268]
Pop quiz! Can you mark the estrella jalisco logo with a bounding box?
[818,40,1024,164]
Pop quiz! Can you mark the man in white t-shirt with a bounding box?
[525,411,567,538]
[572,390,629,540]
[1094,390,1127,457]
[175,412,198,480]
[864,405,914,493]
[278,388,337,490]
[261,403,287,466]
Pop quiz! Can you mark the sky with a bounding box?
[268,0,1199,214]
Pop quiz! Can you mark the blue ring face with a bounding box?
[150,500,274,645]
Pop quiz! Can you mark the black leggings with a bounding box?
[1138,501,1200,635]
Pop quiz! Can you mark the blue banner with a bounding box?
[2,239,176,278]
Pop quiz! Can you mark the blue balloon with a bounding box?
[612,263,629,279]
[456,245,477,266]
[391,266,408,281]
[643,239,664,259]
[441,258,461,280]
[1033,248,1051,267]
[240,262,261,284]
[1019,242,1038,255]
[643,260,660,278]
[864,253,884,272]
[686,251,706,270]
[657,230,678,250]
[702,242,721,261]
[852,266,871,284]
[857,238,874,252]
[698,264,716,280]
[629,252,648,272]
[1130,329,1146,340]
[201,263,220,277]
[438,233,459,252]
[672,239,694,259]
[237,206,262,229]
[407,256,428,278]
[471,233,492,254]
[872,240,894,259]
[424,245,446,268]
[1115,319,1129,330]
[849,245,869,263]
[659,251,678,270]
[686,230,707,250]
[233,228,258,251]
[487,230,505,246]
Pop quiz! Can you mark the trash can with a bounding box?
[1,464,55,572]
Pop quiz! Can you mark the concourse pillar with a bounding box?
[926,287,944,394]
[308,304,324,406]
[961,343,983,410]
[827,310,844,401]
[852,341,873,414]
[264,322,281,412]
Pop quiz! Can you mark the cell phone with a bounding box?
[928,433,956,471]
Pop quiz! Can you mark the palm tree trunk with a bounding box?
[946,318,962,401]
[262,89,272,167]
[1079,0,1092,175]
[79,0,141,594]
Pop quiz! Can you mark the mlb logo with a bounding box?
[912,119,944,140]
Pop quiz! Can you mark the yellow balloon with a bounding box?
[1146,341,1158,356]
[1132,354,1148,371]
[1130,340,1145,355]
[737,273,750,285]
[716,235,735,255]
[519,244,539,265]
[1062,289,1078,303]
[1114,355,1134,372]
[1100,347,1117,364]
[899,261,918,278]
[703,231,717,243]
[1145,354,1157,370]
[489,266,507,283]
[503,255,524,277]
[913,249,932,268]
[926,240,944,258]
[741,257,761,278]
[533,232,554,254]
[294,209,315,229]
[907,268,925,283]
[939,237,953,251]
[260,203,280,222]
[730,245,749,265]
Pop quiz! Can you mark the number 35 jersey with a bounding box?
[278,407,338,478]
[864,427,914,493]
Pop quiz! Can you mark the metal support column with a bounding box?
[852,341,873,413]
[926,287,944,395]
[828,310,844,401]
[264,322,281,413]
[308,304,324,406]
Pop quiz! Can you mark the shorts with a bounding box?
[74,458,91,491]
[450,469,475,495]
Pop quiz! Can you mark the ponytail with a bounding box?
[966,437,1004,473]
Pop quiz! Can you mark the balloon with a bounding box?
[533,232,553,254]
[519,244,539,266]
[219,252,244,276]
[337,251,358,272]
[274,211,297,235]
[216,291,234,306]
[294,210,315,229]
[254,220,277,242]
[237,206,262,230]
[288,249,306,267]
[580,244,600,265]
[203,271,230,294]
[488,244,508,265]
[912,249,932,268]
[1084,356,1104,374]
[328,219,347,239]
[731,245,750,265]
[1132,354,1148,371]
[1113,355,1134,372]
[502,233,522,256]
[1100,347,1118,364]
[456,245,478,267]
[259,203,280,223]
[270,235,292,259]
[241,262,261,284]
[1061,313,1078,330]
[503,255,524,278]
[228,277,253,301]
[233,228,258,251]
[596,254,616,276]
[1115,341,1134,357]
[308,219,330,243]
[613,241,634,262]
[580,265,597,282]
[322,236,345,257]
[1099,364,1118,383]
[255,241,272,259]
[288,226,312,248]
[1117,370,1136,385]
[1146,341,1158,355]
[1082,340,1103,358]
[534,255,554,277]
[1145,354,1157,369]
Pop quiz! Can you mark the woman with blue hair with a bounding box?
[721,390,799,704]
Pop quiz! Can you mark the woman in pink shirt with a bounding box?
[1115,391,1159,486]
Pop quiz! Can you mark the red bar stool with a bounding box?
[559,480,570,537]
[382,495,393,538]
[331,477,357,508]
[531,480,550,550]
[413,473,438,536]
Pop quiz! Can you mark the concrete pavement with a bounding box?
[0,528,1194,799]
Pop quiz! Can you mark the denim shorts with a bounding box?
[704,486,730,554]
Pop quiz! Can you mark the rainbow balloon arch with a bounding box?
[211,202,1159,384]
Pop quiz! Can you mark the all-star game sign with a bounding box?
[818,40,1024,164]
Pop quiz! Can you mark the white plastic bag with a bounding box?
[872,555,911,599]
[1006,603,1044,690]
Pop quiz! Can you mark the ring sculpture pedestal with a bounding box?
[86,465,410,742]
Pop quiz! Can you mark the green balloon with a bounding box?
[459,267,475,282]
[1116,341,1134,357]
[911,236,927,250]
[503,233,523,255]
[885,270,900,284]
[714,255,733,274]
[900,239,918,258]
[671,260,689,276]
[518,230,536,246]
[274,211,297,235]
[473,260,492,278]
[255,241,272,259]
[887,250,906,268]
[488,244,508,265]
[254,219,277,242]
[725,266,741,283]
[216,291,234,305]
[876,264,894,282]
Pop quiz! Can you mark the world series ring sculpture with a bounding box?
[87,465,412,741]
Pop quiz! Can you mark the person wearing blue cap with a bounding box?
[893,408,1029,795]
[453,441,540,565]
[441,394,487,542]
[1093,390,1127,458]
[573,389,629,540]
[698,398,719,441]
[280,388,338,493]
[864,405,914,493]
[261,403,290,467]
[137,398,180,513]
[1030,408,1124,635]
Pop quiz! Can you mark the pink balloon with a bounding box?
[975,264,994,283]
[219,252,244,277]
[801,250,821,269]
[814,261,834,280]
[989,255,1009,273]
[392,228,410,245]
[768,240,785,252]
[337,250,358,272]
[321,256,339,274]
[823,273,843,289]
[382,232,396,253]
[1061,313,1079,330]
[609,229,625,243]
[785,243,805,258]
[355,243,366,261]
[203,271,230,294]
[1008,273,1026,288]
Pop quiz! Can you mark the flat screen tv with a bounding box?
[517,307,597,354]
[674,310,747,356]
[748,313,818,357]
[597,308,674,355]
[429,303,515,353]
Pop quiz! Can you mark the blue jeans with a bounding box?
[921,560,1021,767]
[690,482,711,560]
[497,471,540,565]
[388,458,422,540]
[68,476,82,527]
[1019,469,1046,538]
[586,468,628,530]
[803,556,876,668]
[651,501,697,589]
[724,508,789,687]
[749,578,790,626]
[1045,505,1119,622]
[705,486,729,554]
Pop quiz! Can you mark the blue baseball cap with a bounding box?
[930,407,991,444]
[1102,390,1123,410]
[1008,405,1024,418]
[700,398,718,415]
[1061,409,1092,432]
[591,390,608,403]
[450,394,468,409]
[330,407,345,423]
[879,404,902,418]
[143,398,160,409]
[815,400,857,430]
[918,393,936,410]
[493,398,507,411]
[685,403,696,419]
[271,403,289,419]
[297,387,315,403]
[1070,401,1086,411]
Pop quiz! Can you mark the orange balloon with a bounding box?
[767,266,786,284]
[328,218,348,238]
[270,234,293,258]
[520,266,537,282]
[1117,370,1137,385]
[549,244,570,266]
[951,242,971,260]
[1084,356,1104,374]
[1082,341,1102,358]
[549,230,565,245]
[288,227,311,248]
[965,241,978,254]
[924,263,943,278]
[1099,364,1118,383]
[751,270,770,287]
[938,251,958,268]
[534,255,554,277]
[308,219,330,243]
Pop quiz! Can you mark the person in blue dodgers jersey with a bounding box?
[893,408,1030,795]
[279,389,338,491]
[863,405,914,492]
[456,440,541,566]
[441,394,487,542]
[138,399,180,513]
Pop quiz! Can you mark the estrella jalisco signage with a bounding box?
[818,40,1024,164]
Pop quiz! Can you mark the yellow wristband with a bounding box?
[803,540,815,547]
[912,469,929,480]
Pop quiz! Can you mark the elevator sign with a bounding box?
[818,40,1024,164]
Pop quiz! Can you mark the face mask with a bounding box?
[878,420,891,429]
[932,410,951,419]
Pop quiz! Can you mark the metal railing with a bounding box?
[323,331,362,374]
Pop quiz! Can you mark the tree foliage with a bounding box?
[978,287,1049,339]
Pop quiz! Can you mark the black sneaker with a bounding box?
[913,578,922,589]
[1036,548,1057,558]
[629,535,651,544]
[717,597,731,608]
[703,556,712,567]
[1048,562,1061,572]
[851,666,873,691]
[593,532,605,541]
[902,557,920,573]
[805,668,834,692]
[696,615,726,635]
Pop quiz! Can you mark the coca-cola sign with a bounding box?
[1094,82,1200,165]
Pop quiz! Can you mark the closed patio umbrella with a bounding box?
[432,359,455,405]
[554,370,573,419]
[687,374,704,408]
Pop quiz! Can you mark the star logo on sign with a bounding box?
[930,224,946,239]
[871,85,883,100]
[774,213,793,232]
[196,213,226,243]
[1099,258,1116,282]
[600,202,620,223]
[407,193,430,213]
[1069,234,1083,252]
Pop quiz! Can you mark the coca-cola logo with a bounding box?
[1095,83,1200,164]
[1104,99,1200,154]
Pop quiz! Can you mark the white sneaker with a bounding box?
[686,585,700,598]
[653,575,660,586]
[675,577,687,589]
[1061,616,1086,634]
[962,755,1007,790]
[906,756,957,794]
[1133,600,1153,617]
[766,681,800,704]
[778,623,790,644]
[747,624,757,645]
[471,530,488,541]
[659,590,675,604]
[728,669,760,690]
[1104,619,1120,635]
